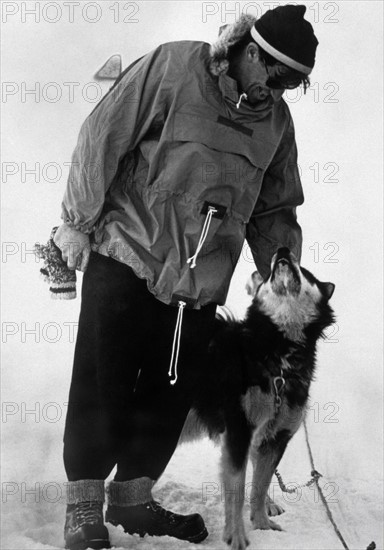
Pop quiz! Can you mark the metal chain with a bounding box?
[273,418,376,550]
[274,467,322,493]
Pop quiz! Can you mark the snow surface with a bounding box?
[1,435,383,550]
[1,268,383,550]
[1,1,383,549]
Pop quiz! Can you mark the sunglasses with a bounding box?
[262,60,302,90]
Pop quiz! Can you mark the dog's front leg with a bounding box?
[221,429,251,550]
[249,430,291,531]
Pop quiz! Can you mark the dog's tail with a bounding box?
[178,408,222,445]
[178,409,209,444]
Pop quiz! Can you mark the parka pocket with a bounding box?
[157,112,276,221]
[172,112,273,169]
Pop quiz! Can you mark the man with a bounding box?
[54,6,318,549]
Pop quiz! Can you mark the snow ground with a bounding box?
[1,435,383,550]
[1,237,383,550]
[1,280,383,550]
[1,2,383,549]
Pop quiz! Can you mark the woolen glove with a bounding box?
[53,223,91,272]
[35,227,77,299]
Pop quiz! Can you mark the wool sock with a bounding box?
[107,478,155,507]
[66,479,105,505]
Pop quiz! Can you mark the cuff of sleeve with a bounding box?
[61,206,96,234]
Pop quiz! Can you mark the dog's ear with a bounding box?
[218,24,229,36]
[320,282,335,301]
[245,271,264,297]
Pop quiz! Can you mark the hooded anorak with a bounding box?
[62,41,303,309]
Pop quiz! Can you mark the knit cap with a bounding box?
[251,5,318,74]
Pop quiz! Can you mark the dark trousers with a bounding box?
[64,252,216,482]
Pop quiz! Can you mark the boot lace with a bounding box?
[75,501,102,526]
[148,501,178,523]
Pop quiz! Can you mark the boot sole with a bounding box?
[108,519,208,544]
[125,527,209,544]
[65,539,111,550]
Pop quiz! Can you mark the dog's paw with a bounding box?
[266,498,285,517]
[223,527,249,550]
[251,515,283,531]
[231,537,250,550]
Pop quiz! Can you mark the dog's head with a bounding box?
[247,248,335,342]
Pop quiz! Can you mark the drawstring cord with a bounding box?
[168,300,186,385]
[236,92,247,109]
[187,206,217,269]
[170,205,219,383]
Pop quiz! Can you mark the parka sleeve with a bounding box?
[245,113,304,279]
[61,47,179,233]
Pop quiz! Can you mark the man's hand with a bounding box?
[53,224,91,272]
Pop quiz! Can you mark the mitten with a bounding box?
[34,227,77,299]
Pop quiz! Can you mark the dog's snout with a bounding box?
[276,247,291,260]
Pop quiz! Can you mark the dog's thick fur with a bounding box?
[181,248,335,550]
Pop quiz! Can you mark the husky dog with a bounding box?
[182,247,335,550]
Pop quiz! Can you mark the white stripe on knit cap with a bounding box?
[250,26,312,75]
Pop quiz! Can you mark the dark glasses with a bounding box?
[262,60,302,90]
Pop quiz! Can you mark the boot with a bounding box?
[106,478,208,543]
[64,480,110,550]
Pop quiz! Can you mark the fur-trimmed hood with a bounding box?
[209,14,256,76]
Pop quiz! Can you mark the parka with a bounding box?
[62,40,304,310]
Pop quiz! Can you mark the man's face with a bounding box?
[235,43,286,105]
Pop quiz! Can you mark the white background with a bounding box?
[1,1,383,549]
